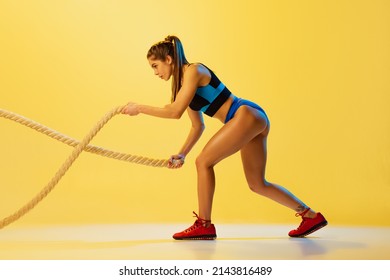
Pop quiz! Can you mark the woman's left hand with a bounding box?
[168,154,185,169]
[121,102,140,116]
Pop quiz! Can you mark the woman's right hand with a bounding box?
[121,102,140,116]
[168,154,185,169]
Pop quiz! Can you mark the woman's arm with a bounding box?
[169,108,205,168]
[122,65,201,119]
[178,108,205,156]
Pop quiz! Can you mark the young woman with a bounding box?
[122,35,327,240]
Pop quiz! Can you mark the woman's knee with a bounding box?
[248,180,269,195]
[195,153,214,170]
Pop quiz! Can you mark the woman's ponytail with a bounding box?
[169,36,188,102]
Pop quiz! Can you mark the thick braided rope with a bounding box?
[0,106,168,229]
[0,108,169,167]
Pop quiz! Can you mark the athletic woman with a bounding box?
[122,35,327,240]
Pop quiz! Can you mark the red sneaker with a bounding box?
[173,212,217,240]
[289,208,328,238]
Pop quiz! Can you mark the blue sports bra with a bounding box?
[189,64,232,117]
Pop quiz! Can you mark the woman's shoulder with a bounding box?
[185,63,211,77]
[184,63,211,87]
[187,62,209,70]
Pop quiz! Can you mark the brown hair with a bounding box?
[147,35,189,102]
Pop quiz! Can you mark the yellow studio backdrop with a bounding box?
[0,0,389,227]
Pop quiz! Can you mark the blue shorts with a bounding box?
[224,97,268,124]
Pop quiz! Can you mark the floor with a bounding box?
[1,223,389,260]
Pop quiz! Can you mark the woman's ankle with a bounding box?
[296,207,316,218]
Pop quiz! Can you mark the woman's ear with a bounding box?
[165,55,173,65]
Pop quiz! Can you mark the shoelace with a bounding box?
[295,208,311,230]
[193,211,211,224]
[184,211,211,233]
[295,207,311,217]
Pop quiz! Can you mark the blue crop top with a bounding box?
[189,65,232,117]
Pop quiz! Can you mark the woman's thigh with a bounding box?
[197,106,269,167]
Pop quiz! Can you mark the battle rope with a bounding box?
[0,106,169,229]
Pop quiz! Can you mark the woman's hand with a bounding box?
[121,102,140,116]
[168,154,185,169]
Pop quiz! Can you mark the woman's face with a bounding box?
[148,55,173,81]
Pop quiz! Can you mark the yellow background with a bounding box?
[0,0,389,227]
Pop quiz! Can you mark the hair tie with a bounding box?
[165,35,174,43]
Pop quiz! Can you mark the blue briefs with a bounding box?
[224,97,267,124]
